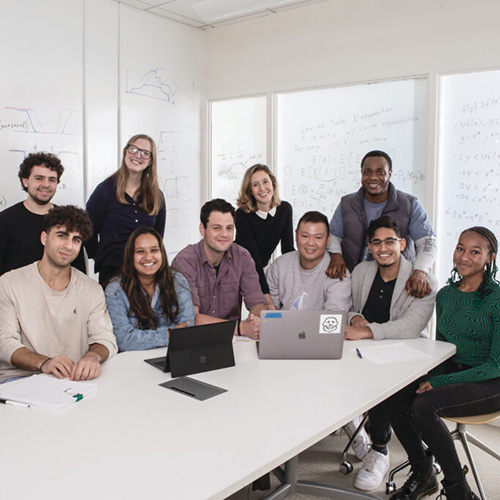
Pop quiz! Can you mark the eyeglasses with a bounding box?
[370,237,401,248]
[127,145,152,160]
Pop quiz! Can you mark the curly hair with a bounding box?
[42,206,93,242]
[236,164,281,213]
[18,152,64,191]
[120,227,179,328]
[448,226,499,301]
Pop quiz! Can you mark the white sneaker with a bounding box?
[354,448,390,491]
[343,415,370,461]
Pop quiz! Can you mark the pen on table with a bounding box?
[355,348,363,359]
[0,398,30,408]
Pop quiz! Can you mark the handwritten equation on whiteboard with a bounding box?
[215,145,264,182]
[437,71,500,286]
[277,82,428,227]
[212,140,265,205]
[440,82,500,229]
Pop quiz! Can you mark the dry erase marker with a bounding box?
[356,348,363,359]
[0,398,30,408]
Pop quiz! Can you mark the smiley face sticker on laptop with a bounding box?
[319,314,342,334]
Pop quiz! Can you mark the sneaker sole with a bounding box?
[354,482,384,492]
[354,475,388,492]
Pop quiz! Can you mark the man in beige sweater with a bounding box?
[0,205,117,384]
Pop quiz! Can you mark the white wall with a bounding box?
[84,0,120,199]
[204,0,500,97]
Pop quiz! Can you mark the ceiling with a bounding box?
[113,0,329,29]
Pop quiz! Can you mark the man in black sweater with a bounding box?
[0,152,86,276]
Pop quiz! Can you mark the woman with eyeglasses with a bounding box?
[387,226,500,500]
[86,134,165,288]
[105,227,194,352]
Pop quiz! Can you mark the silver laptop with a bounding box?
[258,310,346,359]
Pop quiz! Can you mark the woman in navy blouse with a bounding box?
[235,164,294,309]
[105,227,194,352]
[86,134,166,287]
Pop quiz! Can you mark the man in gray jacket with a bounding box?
[346,215,437,492]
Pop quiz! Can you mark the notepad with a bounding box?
[354,342,431,364]
[0,374,98,409]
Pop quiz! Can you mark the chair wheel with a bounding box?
[433,462,442,475]
[339,461,353,474]
[386,481,396,494]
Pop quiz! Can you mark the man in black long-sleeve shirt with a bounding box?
[0,152,86,276]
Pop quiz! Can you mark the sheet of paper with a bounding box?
[0,374,97,409]
[354,342,431,364]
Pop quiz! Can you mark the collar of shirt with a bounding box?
[198,239,233,268]
[256,206,277,220]
[124,191,143,204]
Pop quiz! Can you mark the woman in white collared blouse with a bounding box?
[235,164,294,310]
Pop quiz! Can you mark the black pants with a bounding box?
[387,374,500,484]
[368,400,392,446]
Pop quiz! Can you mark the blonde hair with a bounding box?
[236,164,281,213]
[115,134,163,215]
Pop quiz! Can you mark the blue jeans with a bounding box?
[388,374,500,484]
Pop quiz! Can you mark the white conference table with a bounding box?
[0,338,455,500]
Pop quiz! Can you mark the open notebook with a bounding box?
[0,374,97,409]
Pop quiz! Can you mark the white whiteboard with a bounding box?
[114,5,204,257]
[0,0,84,210]
[210,96,267,206]
[437,69,500,286]
[276,78,428,227]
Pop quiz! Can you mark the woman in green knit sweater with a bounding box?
[387,226,500,500]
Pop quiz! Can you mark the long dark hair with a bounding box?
[448,226,499,301]
[121,227,179,328]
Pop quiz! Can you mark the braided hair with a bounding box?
[449,226,499,301]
